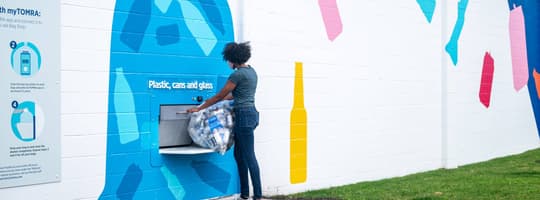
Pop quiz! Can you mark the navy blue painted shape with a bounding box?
[155,2,182,46]
[199,0,226,34]
[192,160,232,193]
[120,0,151,52]
[116,164,143,199]
[508,0,540,138]
[156,24,181,46]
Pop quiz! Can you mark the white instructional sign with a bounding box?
[0,1,60,188]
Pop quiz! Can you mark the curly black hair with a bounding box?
[222,42,251,66]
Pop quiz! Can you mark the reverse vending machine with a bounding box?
[149,75,224,155]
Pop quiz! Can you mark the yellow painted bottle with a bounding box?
[290,62,307,184]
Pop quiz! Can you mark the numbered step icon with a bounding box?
[10,41,42,77]
[11,101,45,142]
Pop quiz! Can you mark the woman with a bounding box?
[187,42,262,200]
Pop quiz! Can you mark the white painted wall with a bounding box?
[444,0,539,167]
[1,0,538,199]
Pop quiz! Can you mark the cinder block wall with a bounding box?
[2,0,538,199]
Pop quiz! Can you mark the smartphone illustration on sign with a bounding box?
[20,51,31,76]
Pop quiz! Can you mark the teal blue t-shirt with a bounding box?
[228,66,258,108]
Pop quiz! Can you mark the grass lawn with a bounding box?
[275,148,540,200]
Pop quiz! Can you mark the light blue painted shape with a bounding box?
[114,67,139,144]
[417,0,436,23]
[445,0,469,66]
[178,0,217,56]
[160,166,186,199]
[154,0,173,13]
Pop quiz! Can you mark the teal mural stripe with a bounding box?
[416,0,436,23]
[445,0,469,66]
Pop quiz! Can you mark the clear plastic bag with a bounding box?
[188,100,234,154]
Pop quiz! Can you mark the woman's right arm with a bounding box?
[187,80,236,112]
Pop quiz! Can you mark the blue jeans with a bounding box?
[233,106,261,198]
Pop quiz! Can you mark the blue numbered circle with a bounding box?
[10,41,17,49]
[11,100,19,109]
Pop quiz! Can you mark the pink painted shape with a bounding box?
[318,0,343,41]
[509,5,529,91]
[479,52,495,108]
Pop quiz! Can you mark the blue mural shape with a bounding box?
[446,0,469,66]
[416,0,436,23]
[116,164,143,200]
[191,161,231,193]
[179,0,219,55]
[100,0,238,199]
[156,24,180,46]
[508,0,540,138]
[199,0,225,34]
[120,0,151,52]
